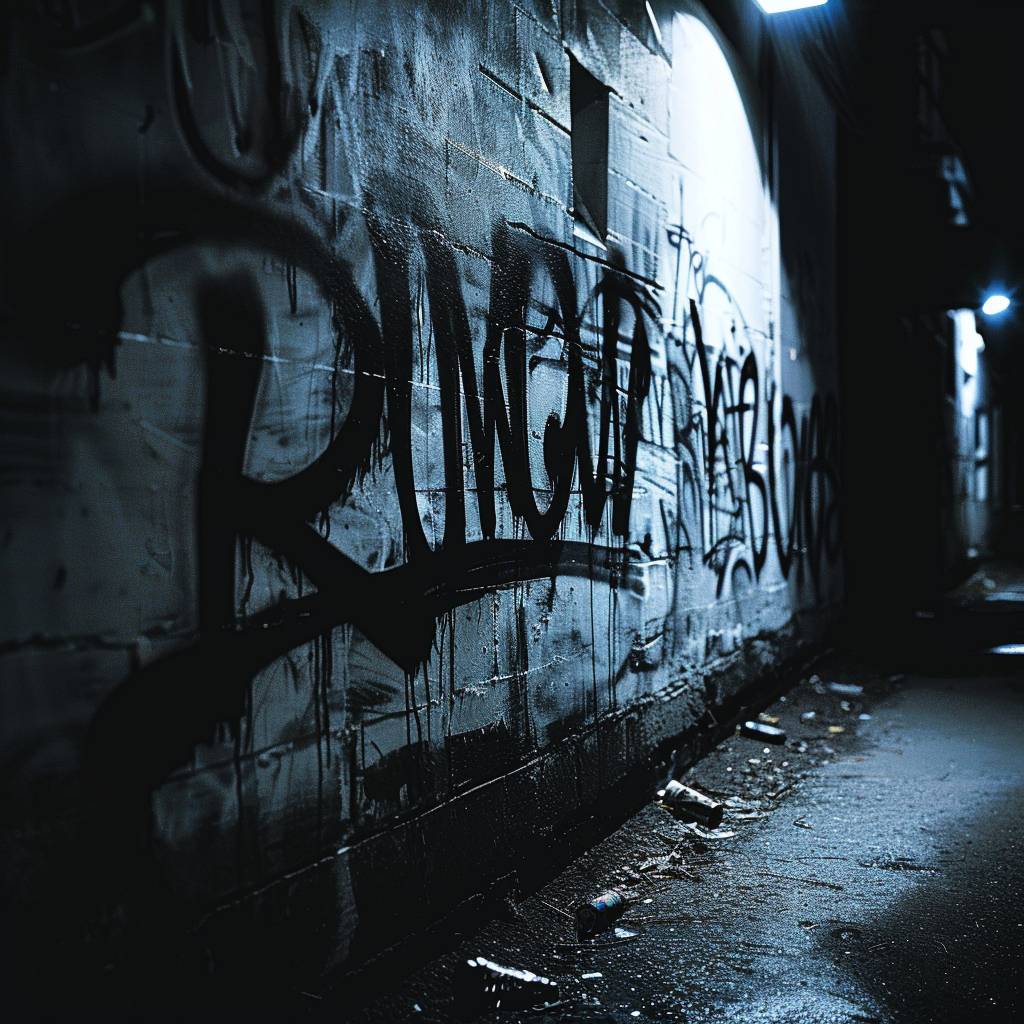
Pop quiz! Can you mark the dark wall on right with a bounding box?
[837,12,1002,634]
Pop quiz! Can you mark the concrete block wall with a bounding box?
[0,0,841,994]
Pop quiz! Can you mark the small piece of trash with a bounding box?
[680,822,737,840]
[724,796,756,810]
[576,890,627,938]
[827,725,846,735]
[758,712,781,725]
[801,710,816,721]
[839,700,852,712]
[888,673,906,683]
[581,972,603,980]
[827,682,864,697]
[799,920,820,930]
[914,609,936,620]
[454,957,560,1015]
[657,780,724,828]
[740,720,786,744]
[793,817,813,829]
[858,713,872,721]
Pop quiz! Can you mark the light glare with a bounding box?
[981,294,1010,316]
[754,0,828,12]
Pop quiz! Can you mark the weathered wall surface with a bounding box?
[0,0,841,992]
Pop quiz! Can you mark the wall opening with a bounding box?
[570,55,610,242]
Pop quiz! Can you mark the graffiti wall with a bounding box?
[0,0,841,985]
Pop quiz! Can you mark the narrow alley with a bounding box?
[3,2,1024,1020]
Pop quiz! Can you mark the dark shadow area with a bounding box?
[819,782,1024,1022]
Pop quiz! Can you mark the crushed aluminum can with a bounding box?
[575,890,628,938]
[657,780,724,829]
[454,956,560,1016]
[740,720,786,745]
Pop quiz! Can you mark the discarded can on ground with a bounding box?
[657,780,724,829]
[575,890,628,938]
[454,956,560,1016]
[740,720,786,745]
[827,681,864,697]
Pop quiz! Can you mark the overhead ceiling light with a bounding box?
[981,293,1011,316]
[754,0,828,13]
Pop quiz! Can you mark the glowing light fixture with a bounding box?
[981,293,1010,317]
[988,644,1024,656]
[754,0,828,12]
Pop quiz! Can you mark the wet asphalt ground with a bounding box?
[326,652,1024,1023]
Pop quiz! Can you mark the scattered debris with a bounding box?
[453,956,560,1016]
[657,780,724,828]
[793,817,813,829]
[858,713,872,721]
[839,700,852,712]
[827,681,864,697]
[827,725,846,735]
[576,890,628,938]
[580,972,603,980]
[768,776,803,801]
[740,720,786,744]
[678,821,737,840]
[758,712,781,725]
[724,796,757,811]
[800,710,816,721]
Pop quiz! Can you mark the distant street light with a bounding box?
[981,294,1011,316]
[754,0,828,13]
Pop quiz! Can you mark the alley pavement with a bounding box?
[319,652,1024,1023]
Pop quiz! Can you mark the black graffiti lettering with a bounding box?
[687,297,840,593]
[81,196,839,812]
